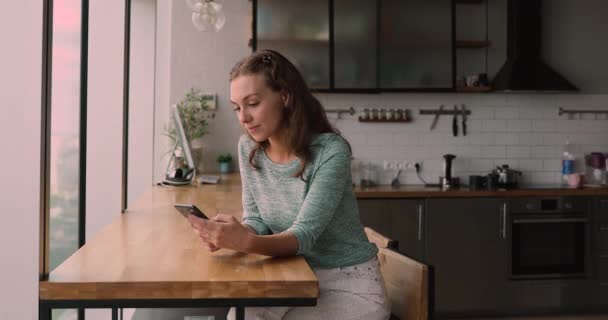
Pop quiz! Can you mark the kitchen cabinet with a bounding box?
[333,0,378,89]
[425,198,509,315]
[357,199,424,260]
[379,0,453,90]
[254,0,454,92]
[595,198,608,305]
[255,0,330,90]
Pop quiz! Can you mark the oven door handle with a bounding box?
[512,217,588,224]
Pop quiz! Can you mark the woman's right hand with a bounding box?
[190,213,221,252]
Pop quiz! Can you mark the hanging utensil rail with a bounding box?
[558,107,608,116]
[420,108,471,116]
[326,107,356,118]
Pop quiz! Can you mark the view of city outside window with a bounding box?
[50,0,81,319]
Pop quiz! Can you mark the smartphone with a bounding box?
[174,204,209,220]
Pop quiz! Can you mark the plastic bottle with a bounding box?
[562,139,575,185]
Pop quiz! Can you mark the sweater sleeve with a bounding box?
[286,136,351,254]
[238,136,271,235]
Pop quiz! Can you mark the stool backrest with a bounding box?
[364,227,429,320]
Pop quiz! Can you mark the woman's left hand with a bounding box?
[188,214,253,252]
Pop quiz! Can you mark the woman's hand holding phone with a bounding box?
[187,214,253,253]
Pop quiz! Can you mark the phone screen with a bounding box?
[174,204,209,219]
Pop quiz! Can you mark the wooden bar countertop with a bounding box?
[40,174,318,301]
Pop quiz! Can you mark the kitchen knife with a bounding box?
[430,104,444,130]
[461,104,467,136]
[452,105,458,136]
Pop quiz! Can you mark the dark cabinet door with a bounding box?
[379,0,453,89]
[255,0,330,90]
[357,199,424,260]
[333,0,378,89]
[425,198,509,315]
[595,198,608,305]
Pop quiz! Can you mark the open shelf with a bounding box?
[455,0,485,4]
[456,86,492,93]
[455,40,491,48]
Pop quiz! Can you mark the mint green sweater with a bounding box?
[238,133,377,269]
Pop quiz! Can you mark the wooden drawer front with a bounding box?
[510,198,540,213]
[599,257,608,284]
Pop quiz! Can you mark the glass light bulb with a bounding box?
[213,9,226,32]
[185,0,202,10]
[192,12,210,31]
[192,2,203,13]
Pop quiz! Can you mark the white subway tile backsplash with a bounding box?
[531,120,556,132]
[517,133,544,146]
[531,146,559,159]
[468,159,496,172]
[495,133,518,145]
[507,146,532,159]
[392,133,419,146]
[468,107,495,120]
[543,159,562,171]
[531,172,560,184]
[541,133,566,146]
[481,120,507,132]
[481,146,507,158]
[507,119,533,132]
[367,133,393,146]
[495,107,519,119]
[332,94,608,185]
[519,107,546,119]
[519,159,543,171]
[470,133,496,145]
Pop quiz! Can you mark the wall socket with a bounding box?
[383,160,421,171]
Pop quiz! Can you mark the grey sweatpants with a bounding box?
[228,257,391,320]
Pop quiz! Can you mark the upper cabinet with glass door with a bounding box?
[255,0,330,90]
[380,0,453,90]
[334,0,378,90]
[253,0,453,92]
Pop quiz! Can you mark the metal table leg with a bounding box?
[236,306,245,320]
[38,301,51,320]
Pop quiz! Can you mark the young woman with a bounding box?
[188,50,390,320]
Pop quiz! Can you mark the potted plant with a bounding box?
[217,153,233,174]
[164,88,215,172]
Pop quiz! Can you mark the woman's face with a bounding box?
[230,74,287,142]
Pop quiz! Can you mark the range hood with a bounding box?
[492,0,578,91]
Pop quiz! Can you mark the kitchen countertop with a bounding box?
[354,184,608,198]
[188,174,608,199]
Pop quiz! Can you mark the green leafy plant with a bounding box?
[165,88,215,146]
[217,153,233,163]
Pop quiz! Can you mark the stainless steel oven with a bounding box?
[509,197,591,280]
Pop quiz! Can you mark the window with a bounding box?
[46,0,86,318]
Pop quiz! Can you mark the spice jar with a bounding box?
[371,108,379,120]
[361,108,370,120]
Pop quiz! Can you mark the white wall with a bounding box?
[155,0,608,187]
[128,0,156,206]
[86,0,125,241]
[153,0,250,180]
[86,1,126,318]
[0,0,42,318]
[152,0,174,183]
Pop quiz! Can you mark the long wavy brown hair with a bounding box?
[229,50,348,180]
